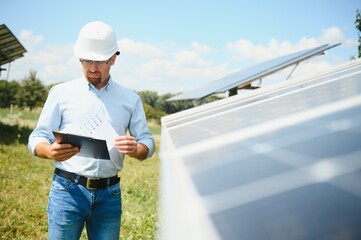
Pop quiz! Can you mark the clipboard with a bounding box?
[53,132,110,160]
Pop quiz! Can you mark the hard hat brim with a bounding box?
[74,44,119,61]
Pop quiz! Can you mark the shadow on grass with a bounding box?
[0,122,33,145]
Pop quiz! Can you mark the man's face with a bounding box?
[80,55,116,89]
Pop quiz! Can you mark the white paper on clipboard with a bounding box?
[59,110,118,152]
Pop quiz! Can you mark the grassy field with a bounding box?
[0,107,161,239]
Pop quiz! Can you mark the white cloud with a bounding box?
[226,27,357,63]
[319,27,357,48]
[19,30,43,51]
[118,38,165,59]
[111,40,228,93]
[191,41,214,53]
[172,50,211,67]
[224,27,358,90]
[6,30,78,83]
[113,44,228,94]
[261,59,335,88]
[294,60,334,77]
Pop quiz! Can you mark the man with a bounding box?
[28,21,155,240]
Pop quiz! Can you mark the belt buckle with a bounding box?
[86,178,100,190]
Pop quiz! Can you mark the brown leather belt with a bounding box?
[54,168,120,190]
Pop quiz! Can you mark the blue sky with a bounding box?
[1,0,360,94]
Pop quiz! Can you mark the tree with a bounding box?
[16,70,47,111]
[356,9,361,58]
[155,93,178,114]
[0,80,20,108]
[142,102,166,123]
[155,93,196,114]
[138,91,159,108]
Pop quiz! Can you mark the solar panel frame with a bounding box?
[0,24,27,65]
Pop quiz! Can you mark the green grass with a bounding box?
[0,145,51,240]
[0,107,161,239]
[0,107,41,129]
[120,153,160,240]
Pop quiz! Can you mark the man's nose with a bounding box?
[89,62,99,71]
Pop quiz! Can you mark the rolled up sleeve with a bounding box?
[28,88,61,155]
[129,97,156,159]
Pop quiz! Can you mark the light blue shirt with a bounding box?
[28,76,155,178]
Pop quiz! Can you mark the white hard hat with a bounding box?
[74,21,119,61]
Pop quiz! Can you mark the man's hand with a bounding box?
[114,136,149,160]
[35,142,79,161]
[49,142,80,161]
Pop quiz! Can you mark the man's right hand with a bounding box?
[35,142,80,161]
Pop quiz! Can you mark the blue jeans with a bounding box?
[47,173,122,240]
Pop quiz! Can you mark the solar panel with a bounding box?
[0,24,27,66]
[167,43,340,101]
[162,59,361,128]
[159,58,361,240]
